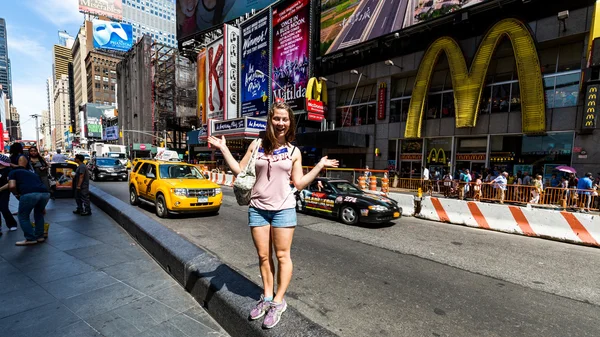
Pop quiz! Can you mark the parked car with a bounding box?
[295,178,401,225]
[128,159,222,218]
[87,157,128,181]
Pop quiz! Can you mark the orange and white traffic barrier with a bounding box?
[418,197,600,247]
[224,174,233,186]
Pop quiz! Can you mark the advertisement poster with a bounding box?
[206,38,224,120]
[55,167,74,190]
[320,0,489,55]
[223,24,240,120]
[92,20,133,52]
[240,11,270,117]
[197,48,207,123]
[103,126,119,141]
[272,0,310,111]
[79,0,123,20]
[176,0,275,41]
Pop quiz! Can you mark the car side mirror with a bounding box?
[147,172,156,179]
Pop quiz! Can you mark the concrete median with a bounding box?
[89,185,337,337]
[387,192,415,217]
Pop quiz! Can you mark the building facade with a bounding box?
[0,18,12,101]
[86,50,120,106]
[58,30,75,48]
[40,109,51,151]
[53,45,72,81]
[122,0,176,48]
[315,0,598,179]
[9,106,20,141]
[53,75,70,149]
[72,22,93,112]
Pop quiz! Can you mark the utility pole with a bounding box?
[30,114,41,146]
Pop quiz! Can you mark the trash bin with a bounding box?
[49,161,78,198]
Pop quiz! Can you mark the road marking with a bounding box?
[560,211,599,246]
[508,206,536,236]
[467,202,490,229]
[381,17,387,30]
[430,198,450,222]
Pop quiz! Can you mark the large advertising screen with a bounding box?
[176,0,276,41]
[92,20,133,52]
[320,0,489,55]
[103,125,119,141]
[223,24,240,120]
[206,38,224,120]
[240,11,270,117]
[79,0,123,20]
[272,0,310,111]
[197,48,207,123]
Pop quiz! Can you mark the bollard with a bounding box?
[358,176,367,190]
[392,175,399,188]
[414,188,423,214]
[369,176,377,191]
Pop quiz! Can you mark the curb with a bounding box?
[89,185,337,337]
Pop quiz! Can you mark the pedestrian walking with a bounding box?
[0,154,18,233]
[73,154,91,216]
[52,149,67,163]
[530,174,544,204]
[207,102,339,329]
[492,172,508,204]
[8,158,50,246]
[577,172,594,212]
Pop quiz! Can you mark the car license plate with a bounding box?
[197,196,208,203]
[111,173,117,176]
[393,212,400,218]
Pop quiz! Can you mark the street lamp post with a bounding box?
[342,70,369,127]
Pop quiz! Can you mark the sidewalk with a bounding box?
[0,196,229,337]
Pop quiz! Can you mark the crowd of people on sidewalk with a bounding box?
[0,143,92,246]
[418,166,599,211]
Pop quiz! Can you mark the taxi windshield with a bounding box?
[330,181,362,193]
[159,165,204,179]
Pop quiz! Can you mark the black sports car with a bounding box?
[296,178,402,225]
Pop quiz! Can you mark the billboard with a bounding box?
[103,125,119,141]
[175,56,197,118]
[206,38,224,120]
[223,24,240,120]
[197,49,207,123]
[92,20,133,52]
[176,0,276,41]
[320,0,490,55]
[79,0,123,20]
[272,0,310,111]
[240,10,270,117]
[83,103,112,138]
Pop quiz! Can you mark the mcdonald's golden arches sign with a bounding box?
[583,85,598,129]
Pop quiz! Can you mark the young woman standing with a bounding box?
[208,102,338,328]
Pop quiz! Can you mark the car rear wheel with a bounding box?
[155,194,169,218]
[129,186,140,206]
[340,205,359,225]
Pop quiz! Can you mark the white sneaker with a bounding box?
[9,227,17,231]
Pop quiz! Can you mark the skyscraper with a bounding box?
[0,18,12,101]
[122,0,176,48]
[58,30,75,48]
[53,45,72,81]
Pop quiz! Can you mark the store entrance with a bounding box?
[455,161,486,178]
[400,161,422,179]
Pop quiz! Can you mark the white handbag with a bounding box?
[233,139,262,206]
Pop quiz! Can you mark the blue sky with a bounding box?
[2,0,83,140]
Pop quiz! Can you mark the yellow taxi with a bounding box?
[128,159,222,218]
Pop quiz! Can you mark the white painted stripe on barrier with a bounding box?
[522,208,582,243]
[224,174,232,186]
[217,173,224,184]
[476,202,525,234]
[571,213,600,243]
[417,197,441,222]
[435,198,473,227]
[387,193,414,216]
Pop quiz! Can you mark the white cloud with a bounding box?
[12,82,49,140]
[7,34,49,60]
[27,0,83,27]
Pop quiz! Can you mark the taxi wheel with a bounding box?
[296,198,304,212]
[340,205,359,225]
[156,194,169,218]
[129,186,140,206]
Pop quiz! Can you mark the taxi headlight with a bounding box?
[215,188,222,195]
[368,205,388,211]
[172,188,187,196]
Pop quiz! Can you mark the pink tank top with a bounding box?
[250,145,296,210]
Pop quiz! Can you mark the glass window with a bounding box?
[479,86,492,114]
[510,82,521,112]
[558,42,583,72]
[544,77,556,108]
[389,100,402,123]
[404,77,416,96]
[391,78,406,98]
[441,92,455,118]
[491,84,510,113]
[553,73,580,108]
[426,94,442,119]
[429,70,447,92]
[401,98,410,121]
[539,47,559,74]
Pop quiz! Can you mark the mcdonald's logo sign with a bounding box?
[306,77,327,120]
[405,19,545,138]
[583,84,599,129]
[427,148,447,164]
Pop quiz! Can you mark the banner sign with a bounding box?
[272,0,310,111]
[307,113,325,122]
[224,24,240,120]
[455,153,486,161]
[197,48,207,123]
[241,11,270,117]
[377,83,386,120]
[79,0,122,20]
[92,19,132,52]
[206,38,224,120]
[247,118,267,130]
[583,84,598,129]
[306,100,325,114]
[400,154,422,161]
[214,118,245,132]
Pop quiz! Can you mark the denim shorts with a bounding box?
[248,207,297,228]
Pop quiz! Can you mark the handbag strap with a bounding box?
[245,139,262,174]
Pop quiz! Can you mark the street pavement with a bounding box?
[94,181,600,337]
[0,196,229,337]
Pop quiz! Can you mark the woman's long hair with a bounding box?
[29,146,48,168]
[262,101,296,155]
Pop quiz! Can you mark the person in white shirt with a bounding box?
[52,149,67,163]
[493,172,509,204]
[423,167,430,194]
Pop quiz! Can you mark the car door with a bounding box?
[134,163,150,199]
[143,163,159,200]
[304,181,335,215]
